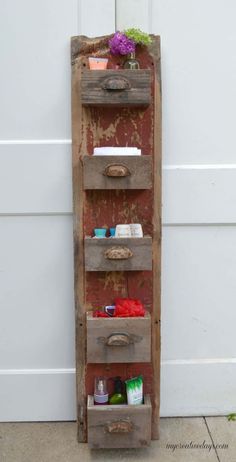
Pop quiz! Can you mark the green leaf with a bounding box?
[124,28,152,46]
[227,413,236,421]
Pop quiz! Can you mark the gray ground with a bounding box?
[0,417,234,462]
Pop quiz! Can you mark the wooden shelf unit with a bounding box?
[84,236,152,271]
[71,34,161,447]
[81,69,151,107]
[82,154,152,190]
[87,394,152,449]
[87,312,151,364]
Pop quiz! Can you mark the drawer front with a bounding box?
[81,69,151,107]
[83,155,152,189]
[87,313,151,363]
[87,395,152,448]
[85,237,152,271]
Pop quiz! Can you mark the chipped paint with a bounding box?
[74,38,158,418]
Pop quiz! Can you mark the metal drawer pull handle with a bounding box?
[104,164,130,177]
[106,420,133,433]
[101,77,131,91]
[104,246,133,260]
[106,333,131,346]
[97,332,142,346]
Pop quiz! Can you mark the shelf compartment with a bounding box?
[87,312,151,363]
[81,69,151,107]
[82,155,152,190]
[84,236,152,271]
[87,394,152,448]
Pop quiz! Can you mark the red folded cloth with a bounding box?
[114,298,145,317]
[93,298,145,318]
[93,310,109,318]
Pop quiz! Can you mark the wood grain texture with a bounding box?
[71,34,161,445]
[150,35,162,440]
[71,34,113,64]
[71,40,87,442]
[83,155,152,189]
[87,394,152,448]
[81,70,151,107]
[84,237,152,271]
[87,312,151,363]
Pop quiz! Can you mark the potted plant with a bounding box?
[109,28,152,69]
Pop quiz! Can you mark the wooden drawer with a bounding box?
[87,312,151,363]
[82,155,152,189]
[87,394,152,448]
[85,236,152,271]
[81,69,151,107]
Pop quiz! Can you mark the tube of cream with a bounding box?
[125,376,143,405]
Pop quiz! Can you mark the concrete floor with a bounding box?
[0,417,234,462]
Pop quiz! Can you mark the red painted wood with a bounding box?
[83,50,156,409]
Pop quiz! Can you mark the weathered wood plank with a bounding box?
[150,35,162,440]
[81,70,151,107]
[71,34,161,446]
[84,236,152,271]
[71,40,87,443]
[83,155,152,189]
[71,34,112,64]
[87,394,152,448]
[87,312,151,363]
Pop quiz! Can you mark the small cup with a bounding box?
[129,223,143,238]
[109,227,116,237]
[115,224,132,238]
[94,228,107,238]
[89,57,108,70]
[104,305,115,316]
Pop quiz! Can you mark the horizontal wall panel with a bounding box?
[0,215,75,369]
[0,370,76,421]
[0,143,72,214]
[161,360,236,416]
[2,147,236,223]
[162,225,236,359]
[1,359,235,420]
[151,0,236,164]
[0,0,77,139]
[163,166,236,224]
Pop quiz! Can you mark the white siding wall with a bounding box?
[117,0,236,416]
[0,0,235,420]
[151,0,236,416]
[0,0,115,421]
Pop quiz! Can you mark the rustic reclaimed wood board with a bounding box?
[87,312,151,363]
[81,69,151,107]
[87,394,152,448]
[84,236,152,271]
[83,155,152,189]
[71,34,161,445]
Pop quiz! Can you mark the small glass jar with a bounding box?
[123,52,140,70]
[94,377,109,405]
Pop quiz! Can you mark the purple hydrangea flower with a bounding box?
[109,31,135,55]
